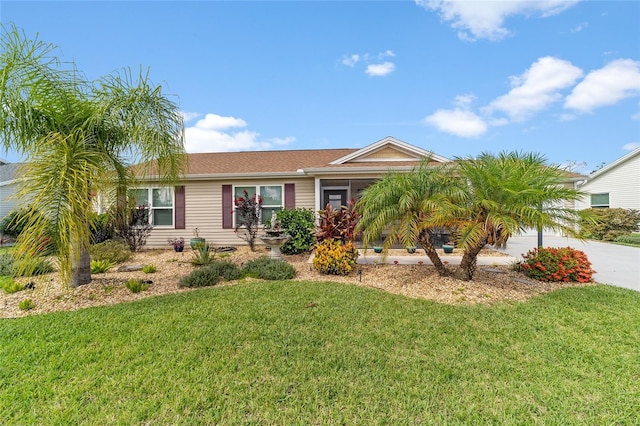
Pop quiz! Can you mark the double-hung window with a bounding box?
[590,193,609,208]
[129,187,174,227]
[233,185,283,225]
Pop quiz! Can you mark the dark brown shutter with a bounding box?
[284,183,295,209]
[174,186,185,229]
[222,184,233,229]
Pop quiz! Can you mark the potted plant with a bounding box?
[190,228,206,249]
[442,242,455,254]
[168,237,185,252]
[406,246,418,254]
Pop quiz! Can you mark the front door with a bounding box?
[323,189,347,210]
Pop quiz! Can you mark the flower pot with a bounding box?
[373,246,383,253]
[442,244,454,254]
[174,246,184,252]
[190,237,206,249]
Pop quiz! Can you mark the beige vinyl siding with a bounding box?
[361,147,414,160]
[576,153,640,210]
[145,177,316,249]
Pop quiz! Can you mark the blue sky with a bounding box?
[1,0,639,173]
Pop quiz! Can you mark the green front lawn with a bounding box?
[1,281,638,424]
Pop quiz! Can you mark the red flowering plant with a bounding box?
[233,190,262,251]
[518,246,595,283]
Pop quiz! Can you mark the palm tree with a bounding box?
[0,25,185,287]
[453,151,586,280]
[356,162,463,276]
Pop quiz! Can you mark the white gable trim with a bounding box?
[329,136,450,165]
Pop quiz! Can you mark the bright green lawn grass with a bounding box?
[1,281,639,424]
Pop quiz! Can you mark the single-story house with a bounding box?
[140,136,450,248]
[575,147,640,210]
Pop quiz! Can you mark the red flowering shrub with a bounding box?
[519,246,594,283]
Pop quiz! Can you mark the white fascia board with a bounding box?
[302,165,417,175]
[589,148,640,180]
[142,171,309,182]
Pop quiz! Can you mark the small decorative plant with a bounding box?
[190,228,205,249]
[168,237,185,252]
[90,259,113,274]
[18,298,35,311]
[125,278,149,293]
[142,264,157,274]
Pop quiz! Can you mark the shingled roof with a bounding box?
[185,148,357,176]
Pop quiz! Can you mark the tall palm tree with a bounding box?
[0,25,185,287]
[356,162,463,276]
[453,151,586,280]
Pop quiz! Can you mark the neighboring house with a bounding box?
[139,136,451,248]
[0,160,23,223]
[576,148,640,210]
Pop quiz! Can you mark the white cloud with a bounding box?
[571,22,588,33]
[487,56,583,121]
[424,108,487,137]
[193,113,247,130]
[342,54,360,67]
[415,0,580,41]
[622,142,640,151]
[184,113,295,153]
[181,111,201,122]
[564,59,640,112]
[342,51,396,76]
[366,62,396,77]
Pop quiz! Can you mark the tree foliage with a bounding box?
[356,162,462,276]
[0,25,185,286]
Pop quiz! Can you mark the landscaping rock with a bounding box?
[117,265,143,272]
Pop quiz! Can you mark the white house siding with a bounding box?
[144,177,316,249]
[0,182,18,221]
[576,151,640,210]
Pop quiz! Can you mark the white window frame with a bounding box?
[129,187,175,228]
[232,184,284,227]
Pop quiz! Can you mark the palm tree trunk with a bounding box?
[71,244,92,287]
[418,230,449,276]
[459,242,486,281]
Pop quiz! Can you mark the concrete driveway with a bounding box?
[497,235,640,292]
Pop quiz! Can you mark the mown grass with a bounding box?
[1,281,639,424]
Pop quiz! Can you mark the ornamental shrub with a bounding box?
[179,265,220,288]
[179,261,241,288]
[579,208,640,241]
[312,239,359,276]
[243,256,296,280]
[316,199,359,243]
[0,254,53,277]
[277,208,315,255]
[519,246,594,283]
[90,240,132,264]
[614,233,640,246]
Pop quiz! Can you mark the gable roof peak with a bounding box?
[329,136,450,165]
